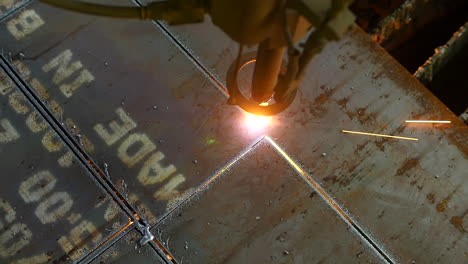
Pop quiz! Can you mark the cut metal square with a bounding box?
[151,138,387,263]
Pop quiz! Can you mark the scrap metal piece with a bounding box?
[136,221,155,247]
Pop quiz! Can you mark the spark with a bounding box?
[341,130,418,141]
[405,120,451,124]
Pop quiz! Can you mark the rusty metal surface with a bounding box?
[0,1,467,264]
[0,66,129,263]
[89,228,166,264]
[152,139,386,264]
[156,18,468,264]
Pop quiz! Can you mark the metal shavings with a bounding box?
[121,180,129,199]
[138,225,155,247]
[76,134,84,146]
[103,163,110,180]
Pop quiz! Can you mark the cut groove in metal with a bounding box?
[77,221,134,264]
[131,0,228,96]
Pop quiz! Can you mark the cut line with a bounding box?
[77,221,134,264]
[265,136,395,264]
[342,130,418,141]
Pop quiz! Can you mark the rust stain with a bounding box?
[314,93,329,105]
[323,175,339,185]
[426,193,435,204]
[356,143,366,152]
[436,199,448,212]
[337,97,350,108]
[356,107,370,124]
[345,110,355,119]
[374,141,385,152]
[449,216,465,232]
[314,86,336,105]
[396,158,419,176]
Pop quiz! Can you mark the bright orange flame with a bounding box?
[244,112,272,133]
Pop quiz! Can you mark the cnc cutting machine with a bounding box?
[39,0,356,115]
[0,0,466,263]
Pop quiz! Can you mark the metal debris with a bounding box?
[138,225,155,247]
[76,134,84,146]
[103,162,111,180]
[121,180,129,199]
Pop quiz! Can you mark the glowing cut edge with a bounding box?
[265,136,395,263]
[265,136,351,221]
[342,130,418,141]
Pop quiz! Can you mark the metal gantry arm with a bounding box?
[39,0,206,23]
[39,0,355,115]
